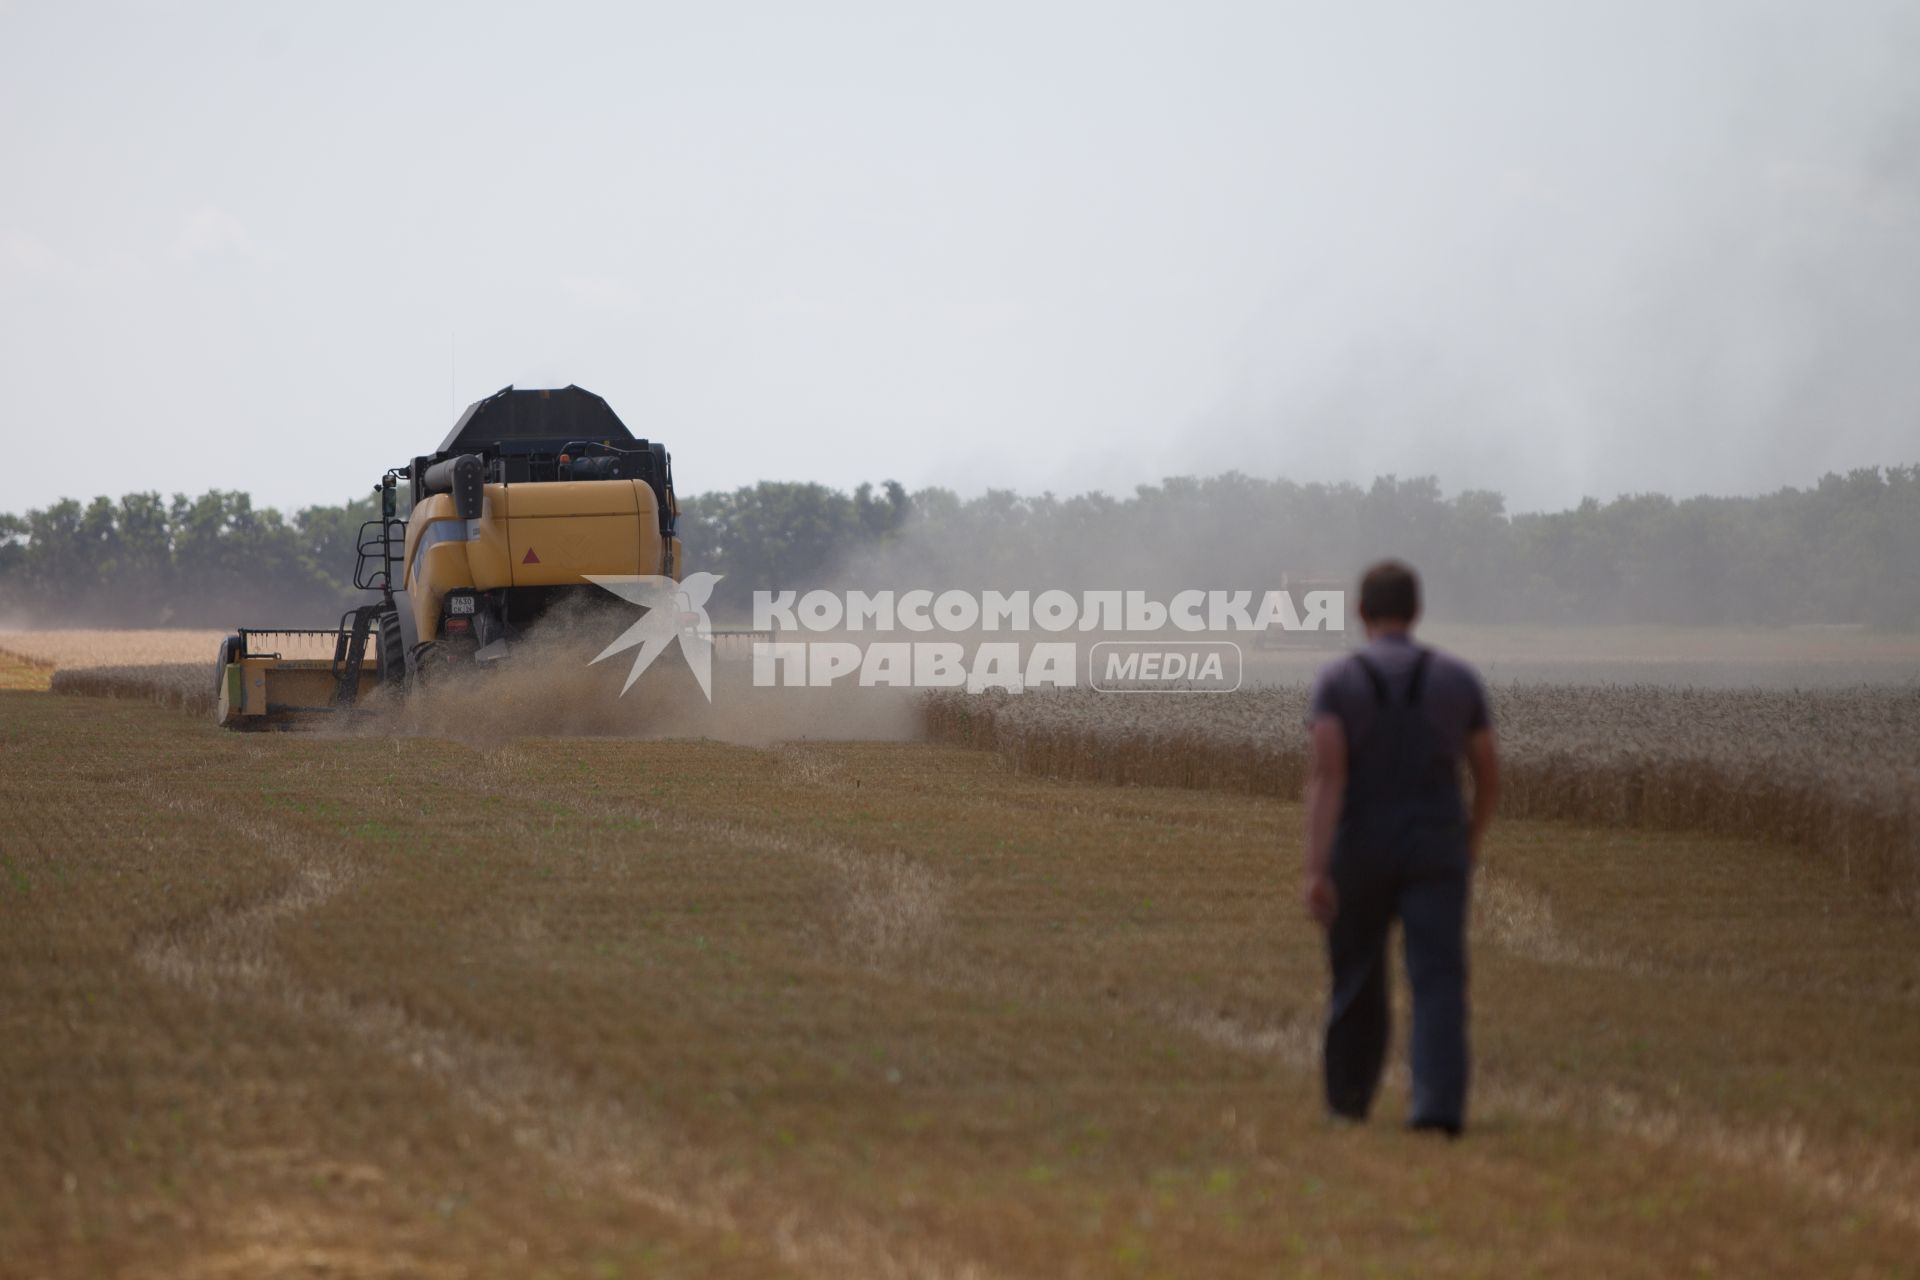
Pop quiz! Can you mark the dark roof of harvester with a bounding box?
[437,385,636,454]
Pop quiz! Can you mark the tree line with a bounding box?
[2,466,1914,629]
[0,491,381,629]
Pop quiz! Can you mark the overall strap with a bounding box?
[1352,648,1435,707]
[1350,653,1390,706]
[1407,647,1435,707]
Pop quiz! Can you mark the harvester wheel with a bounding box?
[411,641,449,687]
[213,635,240,692]
[376,607,406,686]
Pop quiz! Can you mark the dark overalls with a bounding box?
[1323,648,1472,1133]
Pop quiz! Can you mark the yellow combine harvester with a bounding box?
[216,385,681,727]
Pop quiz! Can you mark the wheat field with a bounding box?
[4,685,1919,1277]
[5,630,1919,1274]
[925,684,1920,908]
[12,630,1917,909]
[0,631,224,716]
[0,630,225,669]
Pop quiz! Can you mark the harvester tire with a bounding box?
[214,635,240,692]
[411,641,449,688]
[377,607,406,686]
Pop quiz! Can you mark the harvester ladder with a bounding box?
[332,604,383,707]
[354,517,407,593]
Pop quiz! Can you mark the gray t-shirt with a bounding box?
[1307,633,1491,764]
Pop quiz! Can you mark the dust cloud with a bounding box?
[803,514,1920,689]
[335,597,918,748]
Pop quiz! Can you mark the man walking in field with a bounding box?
[1303,560,1499,1135]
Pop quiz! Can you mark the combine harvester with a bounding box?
[215,385,683,728]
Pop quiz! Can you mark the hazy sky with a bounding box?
[2,0,1915,516]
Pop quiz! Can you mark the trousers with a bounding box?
[1323,819,1471,1131]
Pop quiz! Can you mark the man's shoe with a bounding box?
[1407,1118,1462,1139]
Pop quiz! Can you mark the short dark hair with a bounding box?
[1358,560,1421,623]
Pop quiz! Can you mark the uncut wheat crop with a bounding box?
[44,664,218,718]
[0,631,228,718]
[924,684,1920,906]
[0,629,227,669]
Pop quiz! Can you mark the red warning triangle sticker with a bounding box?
[522,547,541,564]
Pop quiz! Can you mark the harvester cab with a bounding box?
[215,385,681,727]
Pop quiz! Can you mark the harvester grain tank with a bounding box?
[215,385,681,726]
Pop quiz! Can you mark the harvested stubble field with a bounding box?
[926,683,1920,909]
[4,668,1920,1277]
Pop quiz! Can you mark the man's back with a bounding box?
[1307,634,1490,773]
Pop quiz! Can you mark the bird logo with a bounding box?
[585,571,722,700]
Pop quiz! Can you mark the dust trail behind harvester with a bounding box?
[336,595,917,748]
